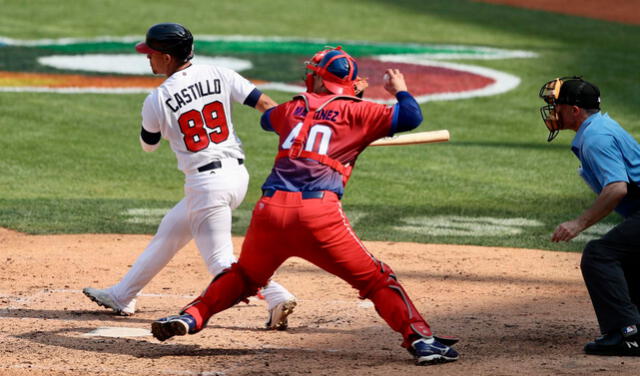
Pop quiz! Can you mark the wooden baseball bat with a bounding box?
[369,130,450,147]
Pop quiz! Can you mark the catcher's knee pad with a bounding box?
[358,261,399,299]
[194,263,261,307]
[179,263,263,330]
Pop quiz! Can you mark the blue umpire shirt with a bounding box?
[571,112,640,217]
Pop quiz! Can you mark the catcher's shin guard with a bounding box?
[360,261,432,347]
[181,263,261,331]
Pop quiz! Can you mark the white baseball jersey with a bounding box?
[141,64,255,173]
[89,59,295,320]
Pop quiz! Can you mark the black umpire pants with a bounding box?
[581,209,640,335]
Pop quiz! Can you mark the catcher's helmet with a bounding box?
[305,46,358,96]
[135,23,194,61]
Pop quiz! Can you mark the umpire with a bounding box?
[539,76,640,356]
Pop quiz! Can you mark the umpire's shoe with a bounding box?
[408,337,459,365]
[151,314,197,341]
[584,324,640,356]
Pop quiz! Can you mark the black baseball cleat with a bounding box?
[584,325,640,356]
[151,314,197,341]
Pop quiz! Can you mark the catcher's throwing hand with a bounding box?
[551,220,583,242]
[383,69,408,96]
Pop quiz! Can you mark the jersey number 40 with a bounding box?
[178,101,229,152]
[282,122,332,154]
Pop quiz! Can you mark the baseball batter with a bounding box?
[83,23,296,330]
[150,47,460,365]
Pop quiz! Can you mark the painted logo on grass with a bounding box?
[0,36,536,103]
[124,208,610,241]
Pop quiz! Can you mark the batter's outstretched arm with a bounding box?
[255,94,278,113]
[244,88,278,113]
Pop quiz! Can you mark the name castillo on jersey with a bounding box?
[165,79,222,112]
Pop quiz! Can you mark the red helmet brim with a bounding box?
[135,41,160,55]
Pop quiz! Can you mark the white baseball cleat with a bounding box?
[265,298,297,330]
[83,287,136,316]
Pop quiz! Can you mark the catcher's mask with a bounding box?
[305,46,358,96]
[538,76,600,142]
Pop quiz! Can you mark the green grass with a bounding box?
[0,0,638,252]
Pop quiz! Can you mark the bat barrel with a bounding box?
[369,130,450,146]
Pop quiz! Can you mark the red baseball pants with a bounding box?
[183,190,432,347]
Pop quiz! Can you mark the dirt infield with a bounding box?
[1,227,639,375]
[475,0,640,25]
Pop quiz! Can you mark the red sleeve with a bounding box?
[266,99,303,135]
[348,101,395,143]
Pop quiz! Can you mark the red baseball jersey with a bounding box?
[260,93,396,196]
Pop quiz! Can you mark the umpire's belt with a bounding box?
[197,158,244,173]
[262,189,325,199]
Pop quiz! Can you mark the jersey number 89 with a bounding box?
[178,101,229,152]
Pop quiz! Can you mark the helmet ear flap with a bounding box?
[305,72,315,93]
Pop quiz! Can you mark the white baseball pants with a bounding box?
[108,160,294,310]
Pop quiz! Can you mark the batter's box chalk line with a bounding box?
[82,326,151,338]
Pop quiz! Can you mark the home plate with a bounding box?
[83,327,152,338]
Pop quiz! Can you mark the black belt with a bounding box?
[262,189,325,199]
[197,158,244,173]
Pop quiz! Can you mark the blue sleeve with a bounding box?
[260,108,275,131]
[243,88,262,108]
[391,91,422,134]
[582,135,629,187]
